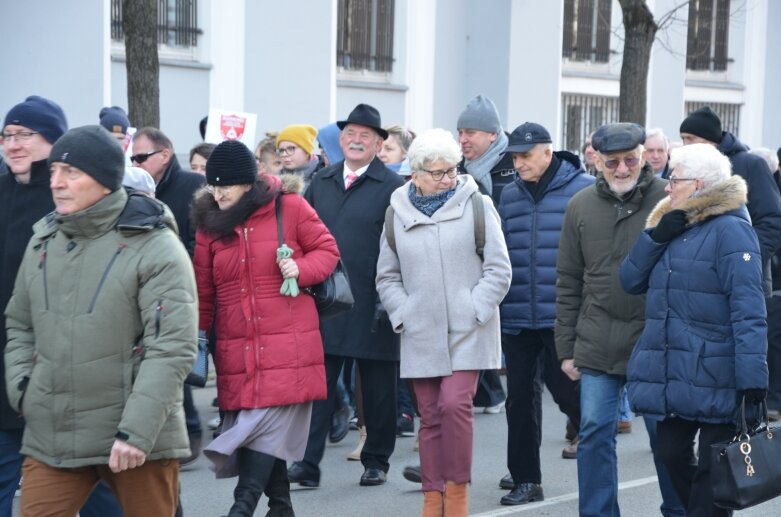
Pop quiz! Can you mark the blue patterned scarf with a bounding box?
[408,182,457,217]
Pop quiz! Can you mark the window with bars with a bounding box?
[561,93,620,153]
[683,101,740,135]
[337,0,395,73]
[686,0,730,71]
[562,0,612,63]
[111,0,201,48]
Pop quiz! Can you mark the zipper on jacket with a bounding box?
[243,226,262,365]
[39,242,50,310]
[88,244,127,313]
[155,300,164,339]
[530,207,538,326]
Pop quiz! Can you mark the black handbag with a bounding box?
[185,331,209,388]
[711,399,781,510]
[275,195,354,320]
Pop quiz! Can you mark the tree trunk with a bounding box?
[123,0,160,128]
[618,0,658,125]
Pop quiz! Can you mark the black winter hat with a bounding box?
[99,106,130,135]
[336,103,388,139]
[205,140,257,186]
[680,106,723,144]
[48,125,125,192]
[4,95,68,144]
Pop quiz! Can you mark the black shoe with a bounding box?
[402,464,422,483]
[287,462,320,488]
[500,483,544,506]
[227,449,276,516]
[499,473,514,490]
[359,467,387,486]
[396,413,415,437]
[264,458,295,516]
[329,403,351,444]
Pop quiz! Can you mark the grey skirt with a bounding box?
[204,402,313,478]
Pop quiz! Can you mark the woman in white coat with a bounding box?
[376,128,511,517]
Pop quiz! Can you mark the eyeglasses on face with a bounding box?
[205,184,244,196]
[421,166,458,181]
[668,176,698,186]
[277,146,299,157]
[603,157,640,170]
[130,149,163,164]
[1,131,39,144]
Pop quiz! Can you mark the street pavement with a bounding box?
[14,380,781,516]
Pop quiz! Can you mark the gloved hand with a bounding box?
[371,301,390,333]
[738,388,767,405]
[650,209,688,243]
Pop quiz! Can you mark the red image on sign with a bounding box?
[220,114,247,140]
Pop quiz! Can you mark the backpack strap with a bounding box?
[471,191,485,260]
[384,204,396,254]
[274,193,285,246]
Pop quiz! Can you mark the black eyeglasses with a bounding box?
[130,149,163,164]
[421,167,458,181]
[603,157,640,170]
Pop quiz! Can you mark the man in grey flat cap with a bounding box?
[555,123,668,516]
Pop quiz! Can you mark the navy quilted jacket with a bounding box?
[498,152,593,331]
[620,176,768,424]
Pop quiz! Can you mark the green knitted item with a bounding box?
[277,245,299,297]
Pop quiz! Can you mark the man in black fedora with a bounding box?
[288,104,404,487]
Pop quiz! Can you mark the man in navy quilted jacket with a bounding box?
[496,122,593,505]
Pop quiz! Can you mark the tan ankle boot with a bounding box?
[443,481,468,517]
[347,426,366,461]
[421,490,443,517]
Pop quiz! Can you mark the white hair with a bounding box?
[407,128,462,171]
[645,128,669,150]
[748,147,779,174]
[669,143,731,188]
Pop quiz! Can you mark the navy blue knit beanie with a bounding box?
[99,106,130,135]
[4,95,68,144]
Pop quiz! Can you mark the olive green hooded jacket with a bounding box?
[4,188,197,468]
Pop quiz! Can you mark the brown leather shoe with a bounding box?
[562,437,578,459]
[617,421,632,434]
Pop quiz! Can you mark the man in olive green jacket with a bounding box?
[555,123,667,517]
[4,125,197,517]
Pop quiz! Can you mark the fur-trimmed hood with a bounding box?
[645,175,748,229]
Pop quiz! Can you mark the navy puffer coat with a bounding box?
[498,152,593,330]
[620,175,768,424]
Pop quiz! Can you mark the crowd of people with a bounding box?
[0,92,780,517]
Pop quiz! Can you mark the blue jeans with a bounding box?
[619,386,633,422]
[0,429,23,517]
[577,369,623,517]
[644,417,686,517]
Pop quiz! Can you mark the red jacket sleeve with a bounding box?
[193,229,216,332]
[283,195,340,287]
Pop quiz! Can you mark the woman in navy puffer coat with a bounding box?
[620,143,768,517]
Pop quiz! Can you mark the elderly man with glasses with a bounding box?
[555,123,669,517]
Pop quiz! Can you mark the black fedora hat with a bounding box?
[336,103,388,139]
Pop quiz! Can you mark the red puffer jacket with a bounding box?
[194,193,338,410]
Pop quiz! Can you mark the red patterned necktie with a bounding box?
[345,173,358,189]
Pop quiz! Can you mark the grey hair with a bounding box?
[384,125,416,154]
[669,143,731,188]
[748,147,779,175]
[407,128,462,172]
[645,128,669,150]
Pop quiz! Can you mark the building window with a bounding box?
[111,0,201,48]
[684,101,740,135]
[337,0,395,73]
[562,0,612,63]
[561,93,619,153]
[686,0,730,71]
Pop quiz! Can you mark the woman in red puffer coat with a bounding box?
[191,140,339,517]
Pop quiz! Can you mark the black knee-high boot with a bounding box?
[264,459,295,517]
[227,448,277,517]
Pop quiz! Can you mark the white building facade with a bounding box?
[2,0,778,158]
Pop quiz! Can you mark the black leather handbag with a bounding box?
[275,195,354,320]
[711,399,781,510]
[185,331,209,388]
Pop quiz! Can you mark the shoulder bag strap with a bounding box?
[384,205,396,254]
[471,191,485,260]
[275,194,285,246]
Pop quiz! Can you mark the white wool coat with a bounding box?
[376,174,511,378]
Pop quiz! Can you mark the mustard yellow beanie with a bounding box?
[276,124,318,156]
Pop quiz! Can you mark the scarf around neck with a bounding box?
[408,181,458,217]
[463,131,508,195]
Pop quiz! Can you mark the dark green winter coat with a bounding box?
[4,189,197,468]
[555,167,667,375]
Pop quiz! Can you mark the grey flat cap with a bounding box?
[592,123,646,153]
